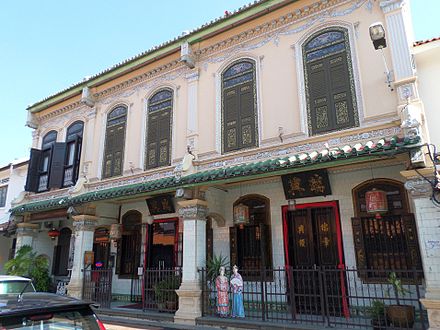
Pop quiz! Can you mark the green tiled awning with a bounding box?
[10,136,420,215]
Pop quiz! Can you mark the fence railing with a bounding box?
[82,268,113,309]
[143,267,182,313]
[198,267,427,329]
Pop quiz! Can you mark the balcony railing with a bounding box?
[198,267,427,329]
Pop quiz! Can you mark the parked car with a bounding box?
[0,292,106,329]
[0,276,35,295]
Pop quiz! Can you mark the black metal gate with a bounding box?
[82,269,113,309]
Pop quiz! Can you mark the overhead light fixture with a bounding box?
[369,22,387,50]
[369,22,393,91]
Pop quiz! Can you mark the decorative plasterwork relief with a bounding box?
[198,0,370,68]
[37,103,93,131]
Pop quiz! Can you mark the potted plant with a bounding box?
[368,300,388,330]
[153,275,180,312]
[386,272,415,328]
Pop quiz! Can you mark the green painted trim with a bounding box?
[27,0,293,113]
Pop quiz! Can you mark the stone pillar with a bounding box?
[15,223,39,255]
[174,199,208,325]
[66,215,97,299]
[404,173,440,329]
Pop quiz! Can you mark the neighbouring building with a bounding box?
[0,158,28,273]
[8,0,440,328]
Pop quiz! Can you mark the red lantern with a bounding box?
[48,228,60,239]
[365,188,388,219]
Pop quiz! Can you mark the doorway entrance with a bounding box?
[145,218,179,269]
[282,201,348,317]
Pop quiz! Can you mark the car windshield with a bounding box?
[0,308,100,329]
[0,281,34,294]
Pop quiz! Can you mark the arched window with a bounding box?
[222,60,258,153]
[145,89,173,169]
[38,130,58,192]
[63,121,84,187]
[52,227,72,276]
[103,106,127,178]
[303,28,358,135]
[230,195,272,278]
[117,211,142,277]
[351,179,423,281]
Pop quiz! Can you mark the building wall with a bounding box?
[32,1,402,184]
[414,41,440,146]
[209,162,409,269]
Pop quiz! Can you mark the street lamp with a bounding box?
[369,22,393,91]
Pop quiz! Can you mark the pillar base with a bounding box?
[66,280,82,299]
[174,281,202,326]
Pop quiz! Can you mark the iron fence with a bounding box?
[143,267,182,313]
[82,268,113,309]
[199,267,427,329]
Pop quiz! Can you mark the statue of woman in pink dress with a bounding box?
[215,266,229,317]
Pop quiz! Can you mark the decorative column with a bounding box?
[403,171,440,329]
[15,223,39,254]
[66,214,97,299]
[380,0,427,165]
[185,70,199,154]
[174,199,208,325]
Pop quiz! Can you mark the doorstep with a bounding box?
[97,308,219,330]
[196,317,349,330]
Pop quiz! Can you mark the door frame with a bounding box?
[143,217,180,270]
[281,200,349,318]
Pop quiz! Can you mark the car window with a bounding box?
[0,282,34,294]
[0,308,100,329]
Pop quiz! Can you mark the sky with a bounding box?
[0,0,438,167]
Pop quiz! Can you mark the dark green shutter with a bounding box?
[72,136,82,185]
[229,226,238,267]
[351,217,368,279]
[308,60,331,134]
[103,123,125,178]
[158,110,171,167]
[25,148,42,192]
[402,214,423,271]
[239,82,256,148]
[48,142,67,188]
[224,86,240,152]
[146,113,159,169]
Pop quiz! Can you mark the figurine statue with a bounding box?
[230,265,245,318]
[215,266,229,317]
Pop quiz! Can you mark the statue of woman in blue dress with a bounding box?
[230,265,245,318]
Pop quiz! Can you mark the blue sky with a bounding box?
[0,0,438,166]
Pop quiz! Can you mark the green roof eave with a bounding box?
[27,0,293,114]
[10,136,421,216]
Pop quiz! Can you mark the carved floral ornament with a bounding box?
[34,0,373,123]
[178,203,208,220]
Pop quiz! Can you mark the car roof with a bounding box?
[0,292,91,317]
[0,276,32,282]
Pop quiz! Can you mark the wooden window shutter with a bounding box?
[351,217,368,278]
[402,214,423,271]
[308,60,331,134]
[238,82,256,148]
[25,148,42,192]
[72,136,82,184]
[223,86,240,152]
[158,110,171,167]
[229,226,238,267]
[115,240,122,275]
[146,114,159,169]
[48,142,67,189]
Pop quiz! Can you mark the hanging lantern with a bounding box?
[233,203,249,225]
[48,228,60,239]
[365,188,388,219]
[109,223,122,241]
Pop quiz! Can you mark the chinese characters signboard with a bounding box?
[146,195,175,215]
[281,169,331,199]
